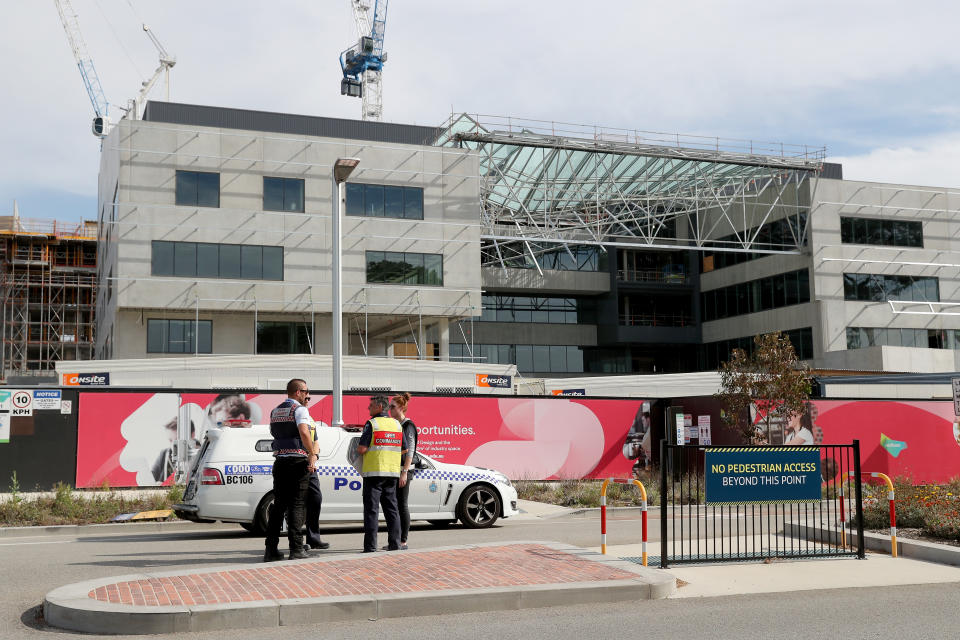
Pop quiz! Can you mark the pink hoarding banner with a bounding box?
[76,392,648,488]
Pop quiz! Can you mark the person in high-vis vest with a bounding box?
[263,378,316,562]
[355,395,403,552]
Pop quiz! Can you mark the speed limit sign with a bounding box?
[11,391,32,416]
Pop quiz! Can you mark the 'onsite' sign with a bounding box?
[705,448,821,505]
[475,374,511,389]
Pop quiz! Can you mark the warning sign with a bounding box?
[11,391,32,417]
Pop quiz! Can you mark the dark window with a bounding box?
[241,245,262,279]
[366,251,443,286]
[346,183,425,220]
[219,244,241,278]
[152,241,280,280]
[840,217,922,248]
[152,241,174,276]
[197,243,219,277]
[345,183,364,216]
[365,185,384,217]
[704,269,809,321]
[175,171,219,207]
[174,243,196,277]
[256,321,312,354]
[843,273,938,302]
[147,319,212,353]
[262,246,283,280]
[263,177,305,212]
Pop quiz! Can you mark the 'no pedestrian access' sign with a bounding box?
[705,448,821,505]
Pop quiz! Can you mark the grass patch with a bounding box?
[517,471,663,508]
[0,483,184,527]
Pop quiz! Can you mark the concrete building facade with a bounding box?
[93,102,960,380]
[96,102,480,364]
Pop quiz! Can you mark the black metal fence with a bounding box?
[659,440,865,567]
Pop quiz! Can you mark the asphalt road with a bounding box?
[4,513,959,639]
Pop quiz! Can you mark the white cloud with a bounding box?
[4,0,960,212]
[833,134,960,190]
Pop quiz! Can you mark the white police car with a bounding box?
[173,423,519,531]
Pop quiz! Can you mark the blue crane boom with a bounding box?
[340,0,388,121]
[54,0,111,136]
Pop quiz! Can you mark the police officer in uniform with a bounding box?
[264,378,316,561]
[356,394,403,552]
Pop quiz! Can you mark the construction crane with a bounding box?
[129,23,176,120]
[54,2,176,136]
[54,0,111,137]
[339,0,388,121]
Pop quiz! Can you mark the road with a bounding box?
[4,512,958,639]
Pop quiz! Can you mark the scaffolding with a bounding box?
[439,114,826,272]
[0,213,97,381]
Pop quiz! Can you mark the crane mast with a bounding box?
[340,0,388,121]
[54,0,111,136]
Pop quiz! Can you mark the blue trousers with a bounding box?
[362,476,401,552]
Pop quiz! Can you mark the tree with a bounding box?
[716,331,812,444]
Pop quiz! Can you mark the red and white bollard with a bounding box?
[600,477,648,566]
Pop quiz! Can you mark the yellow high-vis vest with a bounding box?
[361,416,403,478]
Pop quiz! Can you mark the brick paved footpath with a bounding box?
[88,544,637,606]
[45,542,675,634]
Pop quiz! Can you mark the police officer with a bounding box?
[303,395,330,551]
[356,394,402,552]
[264,378,315,561]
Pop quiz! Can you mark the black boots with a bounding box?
[263,547,284,562]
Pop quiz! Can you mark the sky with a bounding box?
[3,0,960,224]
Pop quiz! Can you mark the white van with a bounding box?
[173,423,519,531]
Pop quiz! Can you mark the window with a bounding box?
[701,270,810,322]
[256,322,312,354]
[842,273,938,302]
[152,241,283,280]
[175,171,219,207]
[366,251,443,286]
[346,183,424,220]
[703,327,813,369]
[448,343,584,373]
[147,319,212,353]
[479,296,595,324]
[840,217,923,248]
[480,240,605,272]
[263,177,305,212]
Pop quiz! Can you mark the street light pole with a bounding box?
[332,158,360,428]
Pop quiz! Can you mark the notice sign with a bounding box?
[699,415,712,445]
[705,448,821,505]
[675,413,685,445]
[954,378,960,416]
[33,389,62,410]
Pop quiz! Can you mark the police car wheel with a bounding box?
[253,493,288,535]
[427,519,455,528]
[457,484,501,528]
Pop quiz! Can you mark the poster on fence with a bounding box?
[76,393,648,488]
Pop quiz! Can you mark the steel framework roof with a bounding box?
[438,114,826,272]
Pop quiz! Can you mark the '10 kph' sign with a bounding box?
[705,448,821,505]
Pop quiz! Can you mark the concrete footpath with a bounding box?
[43,541,675,634]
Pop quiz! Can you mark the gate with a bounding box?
[658,440,865,567]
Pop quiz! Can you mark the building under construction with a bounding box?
[0,207,96,382]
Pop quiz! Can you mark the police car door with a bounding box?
[406,453,443,516]
[314,428,363,515]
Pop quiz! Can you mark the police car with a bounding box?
[173,422,519,531]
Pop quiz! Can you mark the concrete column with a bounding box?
[418,320,426,360]
[438,318,450,361]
